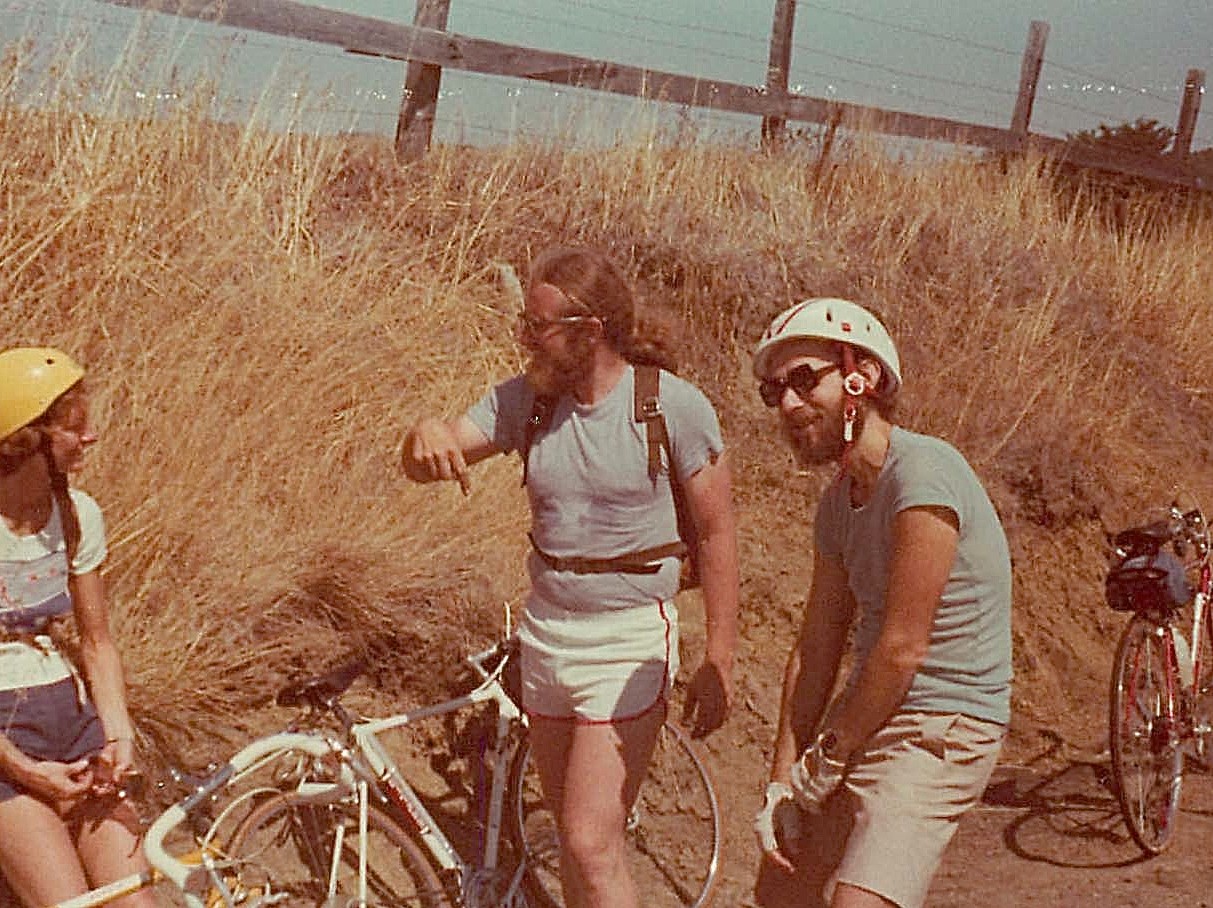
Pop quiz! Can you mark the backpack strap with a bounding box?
[634,364,670,482]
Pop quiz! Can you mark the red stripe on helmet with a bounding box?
[772,300,813,336]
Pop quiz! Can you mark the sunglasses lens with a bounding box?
[785,364,821,399]
[759,364,834,407]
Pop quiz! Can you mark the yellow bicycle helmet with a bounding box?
[0,347,85,441]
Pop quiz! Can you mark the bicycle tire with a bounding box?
[1193,605,1213,770]
[1109,615,1184,854]
[509,720,720,908]
[223,789,450,907]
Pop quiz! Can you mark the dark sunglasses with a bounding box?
[758,363,840,407]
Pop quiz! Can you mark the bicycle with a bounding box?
[144,633,721,907]
[1105,500,1213,855]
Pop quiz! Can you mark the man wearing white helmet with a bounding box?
[750,299,1012,908]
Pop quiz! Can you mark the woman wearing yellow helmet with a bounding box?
[0,348,154,908]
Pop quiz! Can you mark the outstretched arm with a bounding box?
[401,414,497,493]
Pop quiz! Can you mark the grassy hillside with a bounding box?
[4,71,1213,769]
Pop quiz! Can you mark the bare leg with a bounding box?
[75,800,158,908]
[528,718,583,907]
[529,706,665,908]
[0,794,91,906]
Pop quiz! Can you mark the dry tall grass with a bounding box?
[4,48,1213,765]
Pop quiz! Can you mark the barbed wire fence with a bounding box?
[0,0,1206,156]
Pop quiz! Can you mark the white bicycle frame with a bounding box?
[142,647,533,908]
[343,652,531,906]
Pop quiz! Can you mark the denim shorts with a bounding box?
[0,678,105,802]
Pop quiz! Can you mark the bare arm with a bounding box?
[679,452,739,737]
[817,505,958,762]
[71,570,138,777]
[0,733,90,805]
[401,414,498,493]
[769,549,854,783]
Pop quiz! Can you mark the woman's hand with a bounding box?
[88,738,137,796]
[13,757,93,807]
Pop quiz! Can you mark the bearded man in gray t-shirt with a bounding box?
[750,298,1011,908]
[402,246,739,908]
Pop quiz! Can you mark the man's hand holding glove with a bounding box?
[754,781,800,872]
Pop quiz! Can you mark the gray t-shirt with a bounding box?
[467,365,724,610]
[815,427,1013,724]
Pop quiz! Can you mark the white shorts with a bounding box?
[518,595,679,723]
[828,712,1005,908]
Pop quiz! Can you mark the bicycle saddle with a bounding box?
[277,658,367,708]
[1113,521,1172,555]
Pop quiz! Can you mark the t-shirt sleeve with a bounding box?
[464,374,531,456]
[68,489,107,575]
[663,373,724,481]
[889,442,966,526]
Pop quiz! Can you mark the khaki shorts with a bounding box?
[828,711,1005,908]
[518,595,678,723]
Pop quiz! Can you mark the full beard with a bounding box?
[782,402,863,467]
[525,343,593,397]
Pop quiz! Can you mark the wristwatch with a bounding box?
[815,728,844,763]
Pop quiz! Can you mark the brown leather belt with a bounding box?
[529,533,686,575]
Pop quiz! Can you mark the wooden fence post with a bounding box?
[1172,68,1204,161]
[761,0,796,149]
[1010,20,1048,142]
[395,0,452,161]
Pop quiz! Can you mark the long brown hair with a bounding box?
[528,246,681,373]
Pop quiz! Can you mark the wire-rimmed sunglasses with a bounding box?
[758,362,840,407]
[515,311,598,338]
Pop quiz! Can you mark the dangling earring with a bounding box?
[841,373,866,443]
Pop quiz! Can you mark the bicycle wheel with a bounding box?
[509,721,719,908]
[223,789,449,907]
[1109,615,1184,854]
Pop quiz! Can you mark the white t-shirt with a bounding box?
[0,489,106,691]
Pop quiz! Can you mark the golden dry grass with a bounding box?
[4,46,1213,766]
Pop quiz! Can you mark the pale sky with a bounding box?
[3,0,1211,147]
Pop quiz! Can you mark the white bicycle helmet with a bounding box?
[752,298,902,391]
